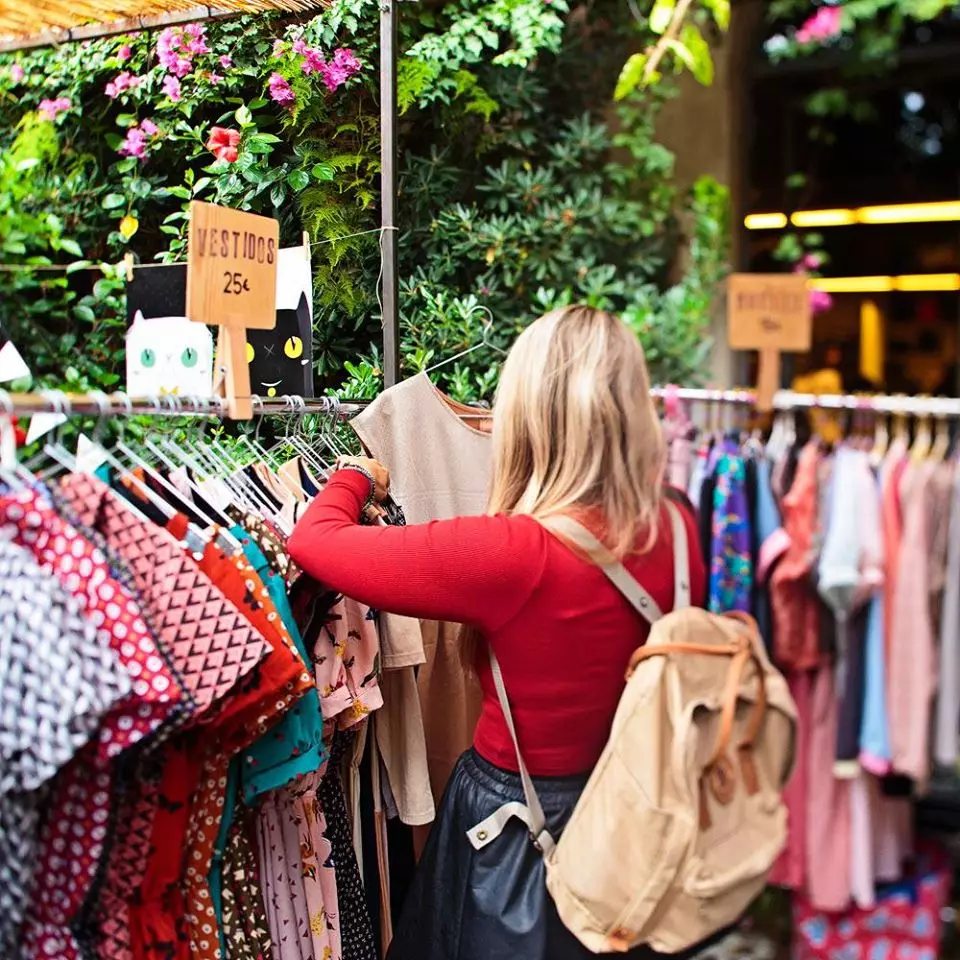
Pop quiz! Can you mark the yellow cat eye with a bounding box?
[246,342,255,363]
[284,336,303,359]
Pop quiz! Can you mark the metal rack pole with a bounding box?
[7,387,960,419]
[379,0,400,388]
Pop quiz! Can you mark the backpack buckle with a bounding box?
[530,828,556,857]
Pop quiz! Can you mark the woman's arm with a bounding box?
[286,469,544,632]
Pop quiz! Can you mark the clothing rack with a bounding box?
[5,386,960,420]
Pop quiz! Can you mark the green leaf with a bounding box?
[235,104,253,126]
[116,113,137,128]
[679,24,714,85]
[72,304,96,323]
[311,162,336,182]
[59,239,83,257]
[614,53,647,101]
[101,193,127,210]
[703,0,730,31]
[286,169,310,192]
[193,177,212,195]
[649,0,676,34]
[129,178,151,199]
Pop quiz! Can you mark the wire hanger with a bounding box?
[424,305,507,376]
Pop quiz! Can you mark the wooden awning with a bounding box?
[1,1,323,51]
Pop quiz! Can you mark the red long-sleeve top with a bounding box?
[287,470,706,776]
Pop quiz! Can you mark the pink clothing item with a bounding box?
[771,443,824,671]
[758,527,791,584]
[769,669,811,890]
[805,667,852,912]
[880,441,908,663]
[848,773,875,909]
[258,795,314,960]
[284,760,341,960]
[888,461,937,784]
[315,596,384,725]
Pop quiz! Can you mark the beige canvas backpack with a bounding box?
[467,502,798,954]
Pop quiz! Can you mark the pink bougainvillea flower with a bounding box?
[319,47,361,91]
[207,72,223,85]
[117,44,132,61]
[219,55,233,69]
[118,123,148,159]
[140,118,159,136]
[268,72,295,106]
[38,97,71,121]
[796,6,842,44]
[301,47,325,76]
[9,63,24,84]
[293,38,309,55]
[105,71,142,99]
[157,23,207,77]
[162,74,182,102]
[809,289,833,314]
[206,125,241,163]
[800,252,822,271]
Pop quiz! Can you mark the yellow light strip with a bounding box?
[858,202,960,224]
[807,274,960,293]
[894,273,960,291]
[810,276,895,293]
[790,209,856,228]
[745,200,960,229]
[744,212,788,230]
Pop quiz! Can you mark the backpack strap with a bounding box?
[465,501,692,857]
[537,501,691,621]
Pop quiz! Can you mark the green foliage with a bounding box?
[614,0,730,101]
[0,0,730,403]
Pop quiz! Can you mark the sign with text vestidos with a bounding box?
[727,273,813,411]
[186,200,279,330]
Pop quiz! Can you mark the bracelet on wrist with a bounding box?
[338,463,377,515]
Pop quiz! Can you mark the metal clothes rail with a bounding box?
[5,386,960,420]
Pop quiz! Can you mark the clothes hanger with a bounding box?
[931,413,950,464]
[910,405,933,463]
[141,396,238,527]
[869,410,889,467]
[424,305,507,377]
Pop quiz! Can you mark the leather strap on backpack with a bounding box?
[467,503,691,857]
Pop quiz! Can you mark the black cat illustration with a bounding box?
[246,292,313,398]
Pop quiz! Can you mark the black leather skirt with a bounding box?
[387,749,735,960]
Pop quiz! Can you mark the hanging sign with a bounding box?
[727,273,812,411]
[186,201,279,419]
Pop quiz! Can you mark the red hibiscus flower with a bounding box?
[205,125,241,163]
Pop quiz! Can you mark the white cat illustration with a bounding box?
[125,310,214,397]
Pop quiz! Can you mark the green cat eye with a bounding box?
[181,347,199,368]
[140,348,156,368]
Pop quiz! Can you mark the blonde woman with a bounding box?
[289,306,709,959]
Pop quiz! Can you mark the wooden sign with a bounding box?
[187,201,279,419]
[727,273,812,411]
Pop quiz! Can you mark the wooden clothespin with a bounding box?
[123,253,134,283]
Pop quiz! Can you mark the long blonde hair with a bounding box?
[487,306,665,558]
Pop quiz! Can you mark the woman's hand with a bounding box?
[337,456,391,503]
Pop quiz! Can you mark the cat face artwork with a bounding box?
[126,311,214,397]
[246,245,314,398]
[125,263,215,397]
